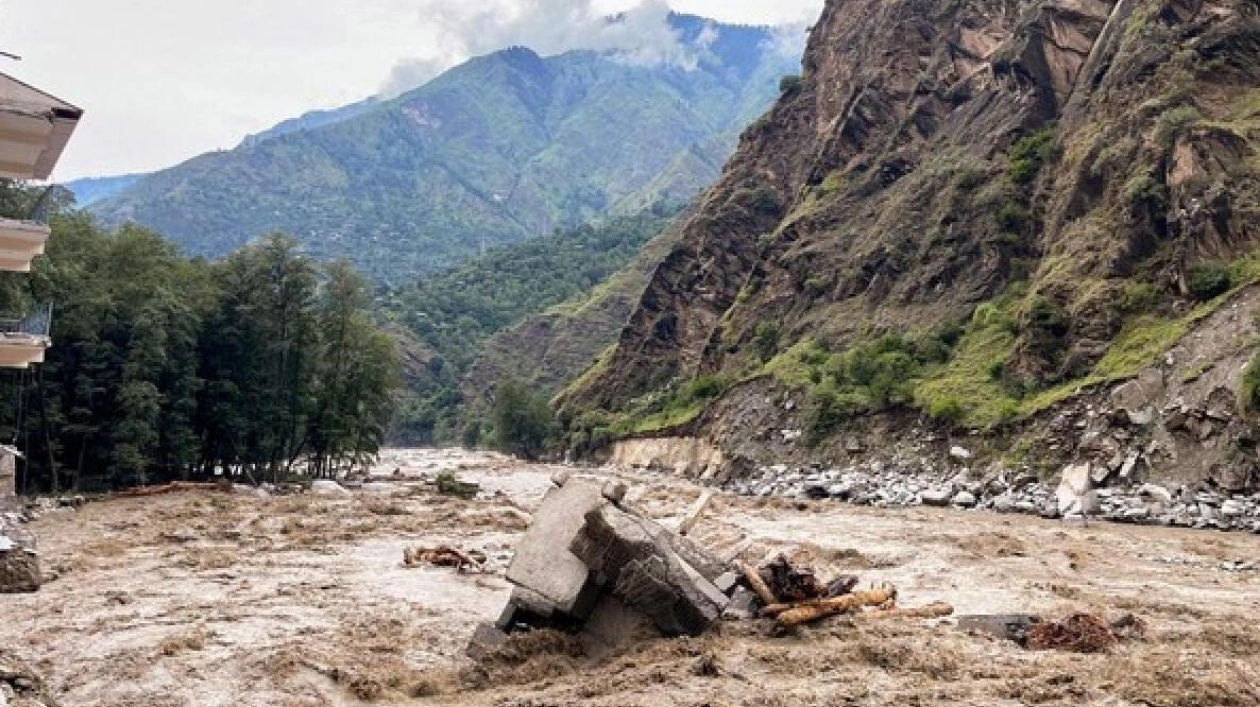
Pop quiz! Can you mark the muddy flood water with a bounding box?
[3,448,1259,706]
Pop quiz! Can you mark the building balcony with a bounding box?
[0,303,51,369]
[0,72,83,182]
[0,218,48,272]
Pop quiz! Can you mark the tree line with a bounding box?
[0,183,399,492]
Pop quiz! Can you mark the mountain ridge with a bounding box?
[88,14,800,284]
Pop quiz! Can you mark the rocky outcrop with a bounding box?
[607,437,726,481]
[564,0,1260,493]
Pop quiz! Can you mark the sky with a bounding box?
[0,0,824,181]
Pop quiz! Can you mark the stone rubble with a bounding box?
[724,460,1260,533]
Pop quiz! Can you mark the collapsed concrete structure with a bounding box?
[473,472,735,654]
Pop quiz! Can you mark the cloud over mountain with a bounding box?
[381,0,718,97]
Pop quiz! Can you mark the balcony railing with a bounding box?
[0,302,52,339]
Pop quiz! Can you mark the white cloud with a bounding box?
[378,0,702,98]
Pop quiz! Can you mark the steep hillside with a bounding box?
[382,209,679,443]
[460,208,691,417]
[564,0,1260,490]
[90,15,799,284]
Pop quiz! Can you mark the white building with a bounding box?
[0,71,82,369]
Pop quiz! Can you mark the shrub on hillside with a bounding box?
[1008,127,1059,185]
[1186,263,1231,301]
[753,321,781,362]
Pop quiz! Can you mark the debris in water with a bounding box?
[1024,612,1146,653]
[402,545,487,573]
[471,475,955,658]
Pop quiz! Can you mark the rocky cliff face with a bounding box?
[564,0,1260,491]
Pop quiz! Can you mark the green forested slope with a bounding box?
[380,207,679,443]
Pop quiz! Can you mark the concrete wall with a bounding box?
[0,453,13,497]
[609,437,725,481]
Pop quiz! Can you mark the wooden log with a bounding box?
[864,601,954,620]
[738,560,779,607]
[677,490,715,536]
[776,585,897,627]
[719,537,755,563]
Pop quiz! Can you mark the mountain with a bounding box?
[380,208,680,444]
[63,173,146,207]
[561,0,1260,492]
[89,15,799,285]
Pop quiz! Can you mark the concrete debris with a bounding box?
[475,476,950,657]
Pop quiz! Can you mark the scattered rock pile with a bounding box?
[0,651,59,706]
[727,459,1260,533]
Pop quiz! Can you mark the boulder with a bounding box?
[0,543,38,594]
[1056,463,1094,516]
[950,446,972,460]
[951,491,978,508]
[1221,500,1246,518]
[310,480,350,496]
[919,488,954,507]
[1137,484,1173,505]
[1110,369,1165,420]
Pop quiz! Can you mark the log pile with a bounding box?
[740,555,952,628]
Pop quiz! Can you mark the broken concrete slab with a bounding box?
[505,475,607,619]
[570,503,728,636]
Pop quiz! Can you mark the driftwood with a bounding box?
[115,482,223,498]
[865,601,955,620]
[403,545,487,573]
[677,491,715,536]
[738,560,779,606]
[774,585,898,627]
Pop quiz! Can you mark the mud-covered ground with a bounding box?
[4,449,1259,707]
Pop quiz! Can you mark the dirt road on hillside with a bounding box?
[3,449,1259,706]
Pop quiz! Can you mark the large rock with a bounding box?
[309,479,350,496]
[1110,369,1165,423]
[920,488,955,507]
[0,542,39,594]
[1056,463,1095,516]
